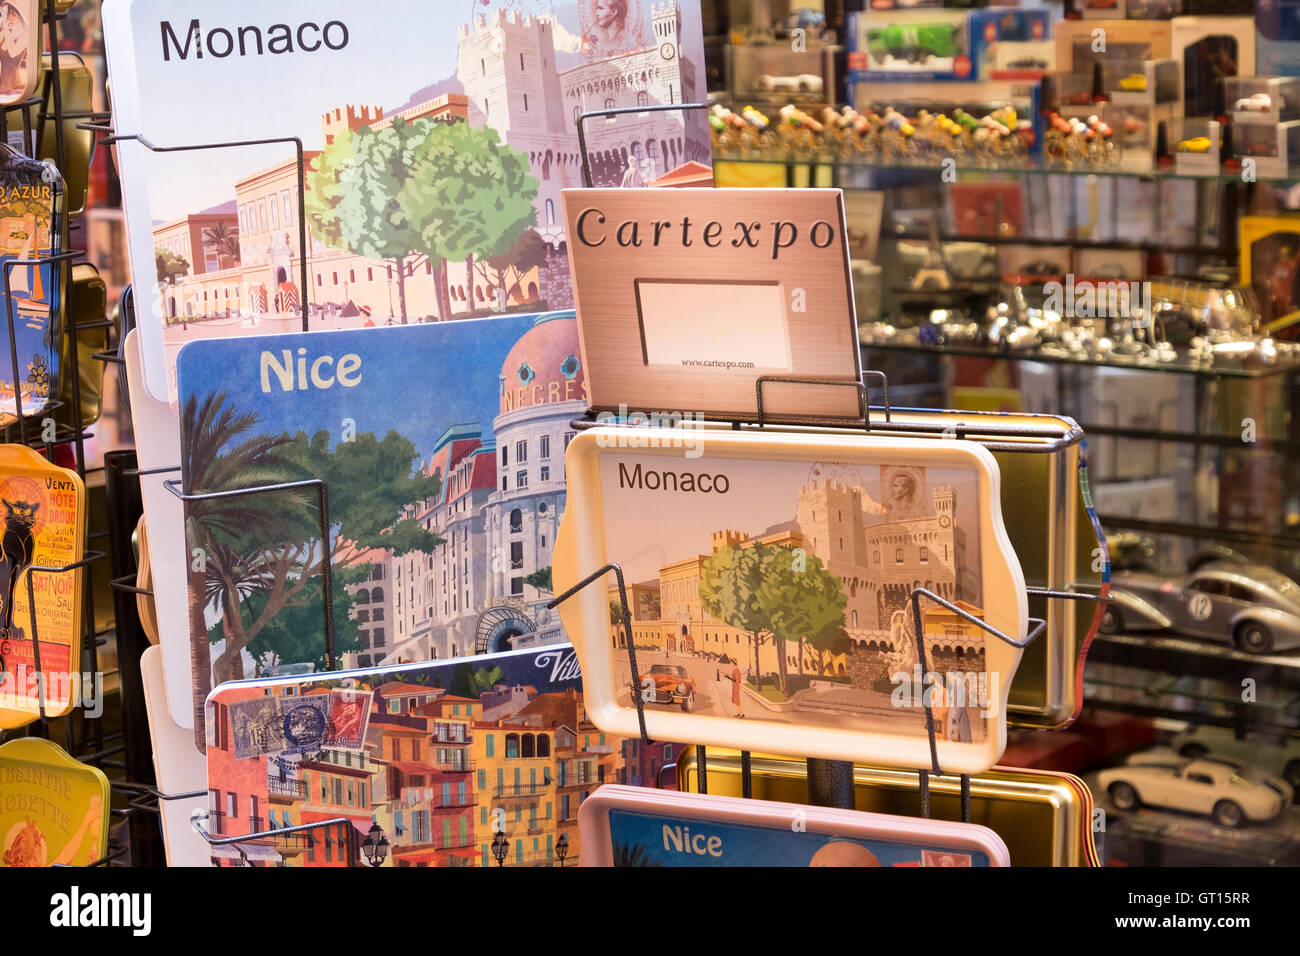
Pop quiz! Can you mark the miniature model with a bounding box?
[867,23,961,65]
[756,73,823,94]
[1118,73,1148,92]
[1102,561,1300,654]
[1234,93,1274,112]
[1171,727,1300,789]
[1099,748,1293,827]
[1177,136,1212,153]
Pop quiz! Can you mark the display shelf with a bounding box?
[1088,631,1300,687]
[1097,515,1300,554]
[861,340,1300,379]
[715,148,1300,183]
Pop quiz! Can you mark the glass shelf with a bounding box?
[714,149,1300,184]
[860,339,1300,379]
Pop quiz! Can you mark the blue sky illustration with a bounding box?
[175,314,541,465]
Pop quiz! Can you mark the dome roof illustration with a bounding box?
[498,310,586,415]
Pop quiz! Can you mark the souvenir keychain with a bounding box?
[0,443,85,728]
[0,143,64,428]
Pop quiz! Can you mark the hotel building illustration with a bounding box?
[344,312,586,670]
[152,2,705,326]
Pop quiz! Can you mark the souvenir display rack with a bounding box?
[0,0,136,866]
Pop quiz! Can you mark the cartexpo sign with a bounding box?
[563,188,861,421]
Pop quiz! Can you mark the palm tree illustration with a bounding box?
[181,392,309,737]
[202,221,242,270]
[612,842,661,867]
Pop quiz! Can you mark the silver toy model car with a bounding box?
[1101,561,1300,654]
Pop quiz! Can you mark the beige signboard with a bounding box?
[563,188,862,421]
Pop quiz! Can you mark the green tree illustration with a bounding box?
[523,566,552,593]
[303,118,538,323]
[474,228,550,309]
[155,246,190,290]
[612,842,662,867]
[473,666,504,695]
[201,221,241,268]
[755,549,848,695]
[449,662,476,699]
[404,120,538,321]
[700,543,775,692]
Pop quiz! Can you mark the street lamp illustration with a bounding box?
[361,822,389,868]
[555,833,569,867]
[491,828,509,867]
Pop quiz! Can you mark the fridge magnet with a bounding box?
[0,444,85,728]
[0,737,109,867]
[553,426,1028,775]
[174,312,587,743]
[563,187,862,421]
[577,784,1011,866]
[0,0,37,109]
[204,644,685,867]
[0,144,63,427]
[101,0,712,402]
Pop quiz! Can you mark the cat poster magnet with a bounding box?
[0,144,63,427]
[0,0,37,109]
[0,737,109,867]
[553,427,1028,775]
[0,444,86,729]
[578,785,1011,866]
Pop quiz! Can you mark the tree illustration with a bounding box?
[155,247,189,286]
[473,666,504,695]
[449,662,476,699]
[303,118,538,323]
[202,427,444,685]
[201,221,241,269]
[180,392,312,745]
[404,120,539,321]
[222,564,369,674]
[755,549,847,695]
[474,228,550,309]
[609,599,624,647]
[523,566,552,593]
[612,842,661,867]
[700,543,774,692]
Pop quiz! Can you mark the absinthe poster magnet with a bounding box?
[0,146,62,427]
[101,0,713,402]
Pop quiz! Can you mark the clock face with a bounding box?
[939,515,952,528]
[660,41,676,60]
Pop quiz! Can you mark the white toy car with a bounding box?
[1234,93,1275,112]
[1099,747,1293,827]
[756,73,824,94]
[1170,726,1300,790]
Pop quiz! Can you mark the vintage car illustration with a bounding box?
[631,664,697,711]
[1101,561,1300,654]
[1099,748,1294,827]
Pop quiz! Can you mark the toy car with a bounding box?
[756,73,824,94]
[1234,93,1274,112]
[631,664,697,711]
[1102,561,1300,654]
[1171,726,1300,790]
[1099,748,1293,826]
[1019,260,1065,277]
[1007,57,1049,70]
[1118,73,1148,92]
[867,24,961,65]
[1177,136,1212,153]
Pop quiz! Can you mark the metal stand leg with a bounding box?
[807,758,854,809]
